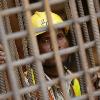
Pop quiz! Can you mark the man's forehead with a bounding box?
[38,28,65,37]
[38,31,49,38]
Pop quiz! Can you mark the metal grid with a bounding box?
[0,0,100,100]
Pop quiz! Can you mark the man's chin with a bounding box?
[43,60,56,69]
[43,56,68,69]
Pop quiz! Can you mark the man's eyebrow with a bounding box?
[39,36,50,40]
[56,29,65,33]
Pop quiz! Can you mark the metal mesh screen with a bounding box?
[0,0,100,100]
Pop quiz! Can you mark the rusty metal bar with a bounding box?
[93,0,100,26]
[5,11,100,41]
[0,1,9,96]
[0,1,99,21]
[43,0,71,99]
[0,92,12,100]
[87,0,100,64]
[21,0,49,99]
[0,0,65,16]
[0,64,100,99]
[76,0,95,94]
[65,1,86,94]
[0,40,95,72]
[69,0,95,99]
[7,31,27,40]
[76,0,95,68]
[0,15,21,100]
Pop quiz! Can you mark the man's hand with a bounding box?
[0,44,5,64]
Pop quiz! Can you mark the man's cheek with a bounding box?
[40,47,50,53]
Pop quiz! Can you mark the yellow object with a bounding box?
[31,11,69,36]
[31,69,35,85]
[72,79,81,96]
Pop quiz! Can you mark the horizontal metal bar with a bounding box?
[0,41,95,71]
[6,12,100,41]
[0,0,65,16]
[16,66,100,95]
[63,66,100,81]
[21,66,99,97]
[12,56,34,67]
[0,92,12,100]
[1,86,100,100]
[93,89,100,97]
[0,15,21,100]
[72,94,88,100]
[0,78,59,99]
[20,84,39,95]
[7,31,27,40]
[0,65,99,100]
[20,78,59,95]
[0,64,6,70]
[0,64,99,100]
[0,5,100,27]
[41,41,95,60]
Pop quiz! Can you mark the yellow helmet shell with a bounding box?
[31,11,68,36]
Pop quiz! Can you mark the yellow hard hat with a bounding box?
[31,11,69,36]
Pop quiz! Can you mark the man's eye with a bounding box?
[41,38,50,44]
[57,33,64,39]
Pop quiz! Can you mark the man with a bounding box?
[0,11,81,99]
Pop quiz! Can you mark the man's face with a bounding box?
[37,29,69,68]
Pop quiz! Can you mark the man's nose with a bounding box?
[58,45,61,49]
[49,41,61,50]
[58,41,62,49]
[50,44,53,51]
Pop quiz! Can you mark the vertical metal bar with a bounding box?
[21,0,49,100]
[65,1,87,94]
[26,36,40,99]
[76,0,96,94]
[76,0,95,68]
[14,0,31,99]
[0,15,21,100]
[87,0,100,64]
[2,1,26,99]
[93,0,100,26]
[0,0,7,96]
[93,0,100,13]
[22,37,36,99]
[0,71,6,94]
[69,0,95,100]
[43,0,71,99]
